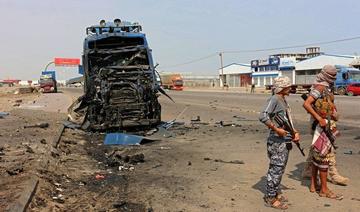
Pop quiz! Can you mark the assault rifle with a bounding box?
[273,114,305,157]
[301,94,337,149]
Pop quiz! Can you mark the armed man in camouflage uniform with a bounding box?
[259,76,300,210]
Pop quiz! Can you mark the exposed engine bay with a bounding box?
[68,20,163,131]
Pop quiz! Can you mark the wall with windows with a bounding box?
[252,74,278,87]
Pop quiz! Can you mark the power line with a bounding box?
[159,53,218,69]
[222,35,360,53]
[159,35,360,69]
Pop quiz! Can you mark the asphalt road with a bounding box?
[60,87,359,126]
[167,89,359,126]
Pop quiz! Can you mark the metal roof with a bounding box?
[296,54,356,71]
[218,63,252,75]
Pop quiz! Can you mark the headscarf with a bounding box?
[273,76,291,94]
[315,65,337,87]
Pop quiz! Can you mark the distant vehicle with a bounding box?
[265,66,360,95]
[346,83,360,96]
[39,74,57,93]
[334,66,360,95]
[31,80,40,87]
[0,79,20,87]
[160,73,184,90]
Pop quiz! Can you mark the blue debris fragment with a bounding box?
[157,127,174,138]
[104,133,146,145]
[0,112,9,119]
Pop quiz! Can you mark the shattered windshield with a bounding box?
[349,72,360,80]
[174,80,183,86]
[88,36,144,49]
[39,78,54,84]
[88,47,150,72]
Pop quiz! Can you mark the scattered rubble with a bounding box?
[52,194,65,204]
[344,150,353,155]
[107,150,145,167]
[351,197,360,202]
[25,145,35,153]
[204,157,245,165]
[14,87,36,94]
[153,127,173,138]
[6,164,24,176]
[191,116,201,122]
[24,122,49,129]
[95,174,105,180]
[0,112,9,118]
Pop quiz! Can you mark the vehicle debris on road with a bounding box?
[204,157,245,165]
[0,112,9,118]
[95,174,105,180]
[24,122,49,129]
[104,133,155,145]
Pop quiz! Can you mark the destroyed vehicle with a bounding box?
[73,19,162,130]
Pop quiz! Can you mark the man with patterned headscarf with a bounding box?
[303,65,349,200]
[259,76,300,209]
[302,65,349,187]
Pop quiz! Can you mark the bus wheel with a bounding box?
[337,87,346,95]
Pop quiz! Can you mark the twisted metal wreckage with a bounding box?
[68,19,173,131]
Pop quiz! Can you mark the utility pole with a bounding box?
[219,52,225,88]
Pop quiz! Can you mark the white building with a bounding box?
[219,63,252,87]
[250,47,322,87]
[295,54,357,84]
[251,57,281,87]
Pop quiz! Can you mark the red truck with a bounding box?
[160,73,184,90]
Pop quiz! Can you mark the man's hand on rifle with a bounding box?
[318,118,327,128]
[292,131,300,143]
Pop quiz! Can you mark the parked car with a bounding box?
[346,83,360,96]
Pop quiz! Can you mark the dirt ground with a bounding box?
[1,87,360,212]
[0,87,66,211]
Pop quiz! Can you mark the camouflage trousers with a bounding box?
[266,140,290,198]
[306,145,337,166]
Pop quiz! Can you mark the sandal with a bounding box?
[264,197,288,210]
[319,190,343,200]
[276,194,288,202]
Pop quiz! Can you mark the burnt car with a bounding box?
[72,19,162,130]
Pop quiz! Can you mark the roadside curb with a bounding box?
[7,176,39,212]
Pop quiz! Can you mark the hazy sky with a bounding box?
[0,0,359,80]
